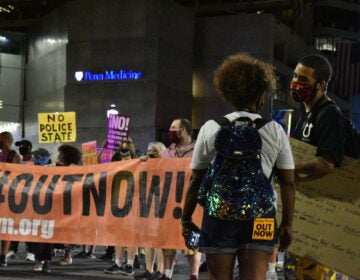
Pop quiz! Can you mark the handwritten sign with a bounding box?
[81,141,98,165]
[279,138,360,278]
[107,114,131,150]
[38,112,76,143]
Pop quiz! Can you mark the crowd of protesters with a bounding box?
[0,52,355,280]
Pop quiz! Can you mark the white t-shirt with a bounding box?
[191,111,295,177]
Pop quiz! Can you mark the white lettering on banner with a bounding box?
[0,217,55,239]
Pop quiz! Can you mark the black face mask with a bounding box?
[19,147,30,156]
[148,154,156,158]
[119,149,131,158]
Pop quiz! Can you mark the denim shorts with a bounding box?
[199,208,277,255]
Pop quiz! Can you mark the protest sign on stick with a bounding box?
[107,114,131,150]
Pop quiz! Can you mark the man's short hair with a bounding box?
[298,54,332,83]
[179,118,193,136]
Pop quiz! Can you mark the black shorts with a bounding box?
[199,208,277,255]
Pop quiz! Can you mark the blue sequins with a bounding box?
[197,118,275,220]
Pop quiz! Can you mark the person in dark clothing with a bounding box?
[292,54,347,171]
[290,53,349,280]
[31,148,52,273]
[0,132,21,267]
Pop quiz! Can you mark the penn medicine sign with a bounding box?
[75,69,142,82]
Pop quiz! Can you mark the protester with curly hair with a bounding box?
[181,53,295,280]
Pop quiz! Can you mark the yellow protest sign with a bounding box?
[252,218,275,240]
[277,138,360,278]
[38,112,76,143]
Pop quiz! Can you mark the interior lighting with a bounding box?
[0,122,20,133]
[0,6,11,13]
[46,38,56,44]
[107,104,119,118]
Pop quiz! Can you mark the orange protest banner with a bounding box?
[0,158,202,249]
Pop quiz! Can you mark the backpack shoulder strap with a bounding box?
[214,116,269,129]
[213,116,231,127]
[310,95,336,121]
[253,118,270,129]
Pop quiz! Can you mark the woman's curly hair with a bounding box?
[58,144,82,166]
[213,53,276,109]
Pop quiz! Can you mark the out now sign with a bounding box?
[38,112,77,143]
[252,218,275,240]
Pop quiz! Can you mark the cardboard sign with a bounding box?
[82,141,98,165]
[107,114,131,150]
[278,138,360,278]
[38,112,76,143]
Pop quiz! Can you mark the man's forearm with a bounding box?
[295,156,334,177]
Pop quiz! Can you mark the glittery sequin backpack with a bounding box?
[197,116,275,220]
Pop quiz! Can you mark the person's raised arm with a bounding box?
[97,139,108,163]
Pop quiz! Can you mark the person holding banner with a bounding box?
[136,141,167,280]
[180,53,296,280]
[30,147,53,273]
[7,139,35,262]
[104,138,140,276]
[161,118,202,280]
[290,54,354,279]
[56,144,83,266]
[0,131,21,267]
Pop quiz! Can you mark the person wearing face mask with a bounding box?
[55,144,83,266]
[0,131,21,267]
[104,137,141,276]
[162,119,195,159]
[136,142,166,280]
[160,119,202,280]
[291,54,358,167]
[8,139,36,262]
[30,148,53,273]
[290,55,356,279]
[15,139,33,163]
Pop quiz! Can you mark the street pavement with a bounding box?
[0,244,200,280]
[3,243,340,280]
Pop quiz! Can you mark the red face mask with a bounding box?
[168,130,180,144]
[290,81,317,103]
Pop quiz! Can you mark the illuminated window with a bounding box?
[315,37,342,52]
